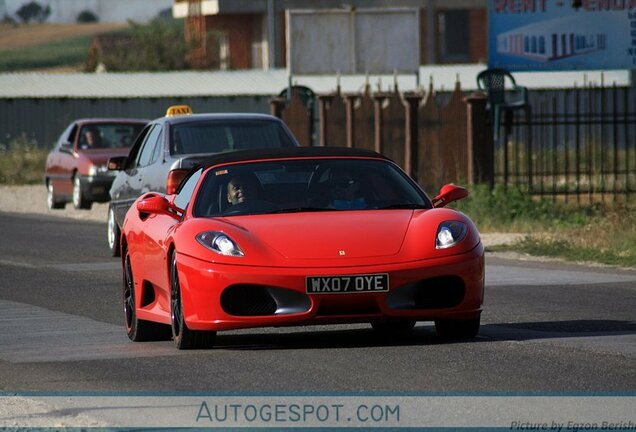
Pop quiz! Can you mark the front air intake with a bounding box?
[221,285,278,316]
[386,276,465,310]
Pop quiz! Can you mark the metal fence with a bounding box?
[497,84,636,204]
[274,82,636,204]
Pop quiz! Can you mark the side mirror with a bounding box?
[60,142,73,153]
[107,156,127,171]
[136,194,182,220]
[432,184,468,208]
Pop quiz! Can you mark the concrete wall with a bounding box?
[287,9,420,75]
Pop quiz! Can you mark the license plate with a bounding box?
[306,273,389,294]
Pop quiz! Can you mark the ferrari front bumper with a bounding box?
[176,243,485,331]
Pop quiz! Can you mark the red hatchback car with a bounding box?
[45,118,147,209]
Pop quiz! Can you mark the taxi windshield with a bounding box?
[192,158,431,217]
[170,120,296,155]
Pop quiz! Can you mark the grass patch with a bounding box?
[454,184,596,232]
[0,136,48,184]
[458,185,636,267]
[509,210,636,267]
[0,34,93,71]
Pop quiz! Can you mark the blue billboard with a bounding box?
[488,0,636,71]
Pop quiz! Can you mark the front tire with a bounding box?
[170,252,216,349]
[72,174,92,210]
[435,316,480,340]
[107,206,121,257]
[47,182,65,209]
[123,251,171,342]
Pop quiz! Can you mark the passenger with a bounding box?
[329,168,367,210]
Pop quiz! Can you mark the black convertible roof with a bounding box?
[198,146,390,169]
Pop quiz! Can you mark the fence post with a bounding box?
[404,94,422,179]
[270,97,286,119]
[318,95,332,147]
[373,95,384,154]
[465,92,494,188]
[318,93,347,147]
[270,90,312,146]
[344,95,356,148]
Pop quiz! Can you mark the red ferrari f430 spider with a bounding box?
[120,147,484,349]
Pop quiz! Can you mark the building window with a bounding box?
[531,36,537,53]
[438,10,470,62]
[207,30,229,70]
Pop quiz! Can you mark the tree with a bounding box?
[77,10,98,23]
[96,19,190,71]
[16,1,50,23]
[2,14,18,25]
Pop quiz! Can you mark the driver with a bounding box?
[227,173,259,206]
[80,126,103,149]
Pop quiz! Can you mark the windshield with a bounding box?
[192,158,431,217]
[170,119,296,155]
[79,123,145,149]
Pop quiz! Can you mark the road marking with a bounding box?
[0,300,177,363]
[49,262,120,272]
[0,259,37,269]
[0,260,120,272]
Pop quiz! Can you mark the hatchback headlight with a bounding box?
[88,164,109,176]
[435,221,467,249]
[196,231,244,257]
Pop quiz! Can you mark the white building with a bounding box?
[4,0,172,23]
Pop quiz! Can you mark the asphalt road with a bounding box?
[0,211,635,393]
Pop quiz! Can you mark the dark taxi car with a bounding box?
[106,105,300,256]
[45,119,147,210]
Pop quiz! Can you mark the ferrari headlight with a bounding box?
[435,221,467,249]
[196,231,244,257]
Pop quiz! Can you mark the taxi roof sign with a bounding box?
[165,105,193,117]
